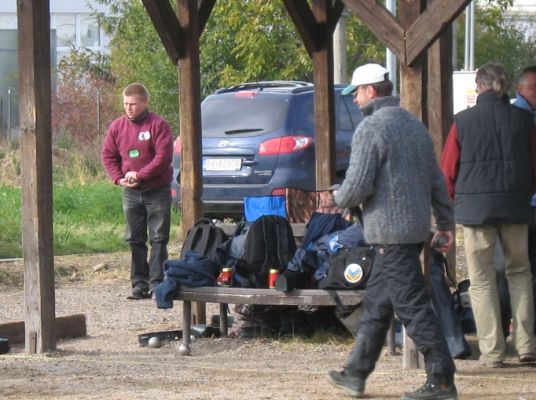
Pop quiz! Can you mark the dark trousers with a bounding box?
[123,186,171,290]
[345,243,456,385]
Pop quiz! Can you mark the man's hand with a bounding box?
[431,230,454,253]
[120,171,140,188]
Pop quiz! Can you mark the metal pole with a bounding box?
[7,87,12,140]
[452,20,458,69]
[0,96,3,140]
[333,9,347,84]
[464,3,473,71]
[469,1,475,71]
[96,89,101,137]
[386,0,397,94]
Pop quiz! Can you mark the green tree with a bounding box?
[51,48,118,182]
[200,1,312,96]
[456,0,536,92]
[95,0,179,132]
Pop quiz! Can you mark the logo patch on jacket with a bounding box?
[344,263,364,284]
[138,131,151,141]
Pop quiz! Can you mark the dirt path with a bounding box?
[1,253,535,399]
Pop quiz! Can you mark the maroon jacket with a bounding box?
[101,111,173,190]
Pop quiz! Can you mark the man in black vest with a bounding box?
[441,63,536,367]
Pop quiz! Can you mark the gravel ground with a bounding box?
[1,252,535,400]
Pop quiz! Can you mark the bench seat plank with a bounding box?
[175,286,366,306]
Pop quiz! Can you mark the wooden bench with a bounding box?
[175,286,368,355]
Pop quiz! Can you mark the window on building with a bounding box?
[55,14,76,47]
[0,15,17,29]
[80,15,100,47]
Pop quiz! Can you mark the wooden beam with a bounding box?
[399,0,426,121]
[326,0,345,35]
[282,0,319,56]
[312,0,336,191]
[0,315,87,344]
[427,26,453,160]
[198,0,217,36]
[142,0,184,64]
[17,0,56,354]
[341,0,405,63]
[405,0,471,66]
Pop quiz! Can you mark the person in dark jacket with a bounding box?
[441,63,536,367]
[327,63,457,400]
[513,66,536,335]
[102,83,173,300]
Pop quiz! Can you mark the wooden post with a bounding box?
[427,22,457,281]
[178,0,203,241]
[177,0,205,324]
[17,0,56,354]
[399,0,426,370]
[311,0,336,191]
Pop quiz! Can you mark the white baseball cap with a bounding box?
[341,63,389,95]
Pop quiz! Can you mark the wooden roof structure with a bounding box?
[17,0,471,364]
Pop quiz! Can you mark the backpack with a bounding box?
[180,218,228,265]
[234,215,297,288]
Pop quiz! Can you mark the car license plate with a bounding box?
[204,158,242,171]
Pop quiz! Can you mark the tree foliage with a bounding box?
[94,0,179,132]
[95,0,534,110]
[456,0,536,92]
[52,48,117,147]
[200,1,312,96]
[50,48,118,181]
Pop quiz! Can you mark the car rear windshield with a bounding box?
[201,96,289,137]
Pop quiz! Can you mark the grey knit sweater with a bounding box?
[334,96,454,244]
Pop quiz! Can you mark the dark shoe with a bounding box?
[327,370,365,398]
[519,352,536,363]
[401,382,458,400]
[127,287,150,300]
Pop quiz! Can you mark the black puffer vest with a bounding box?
[454,91,534,225]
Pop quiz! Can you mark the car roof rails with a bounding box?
[215,80,313,94]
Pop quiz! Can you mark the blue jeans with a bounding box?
[123,186,171,291]
[345,243,455,385]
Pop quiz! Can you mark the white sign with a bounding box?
[453,71,477,114]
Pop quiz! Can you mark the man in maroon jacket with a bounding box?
[102,83,173,299]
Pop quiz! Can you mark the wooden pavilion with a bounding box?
[16,0,471,368]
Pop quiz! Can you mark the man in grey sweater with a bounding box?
[327,63,457,400]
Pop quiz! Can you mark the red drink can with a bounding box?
[268,269,279,289]
[217,267,233,286]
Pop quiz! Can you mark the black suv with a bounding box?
[171,81,363,217]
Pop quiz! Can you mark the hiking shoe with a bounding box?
[401,382,458,400]
[327,370,365,398]
[127,287,150,300]
[479,359,504,368]
[519,352,536,363]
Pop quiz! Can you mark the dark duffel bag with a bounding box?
[318,245,375,290]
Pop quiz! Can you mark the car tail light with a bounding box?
[259,135,313,155]
[271,188,286,196]
[174,137,182,155]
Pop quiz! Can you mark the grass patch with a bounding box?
[0,182,181,258]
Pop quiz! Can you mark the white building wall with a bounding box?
[0,0,112,60]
